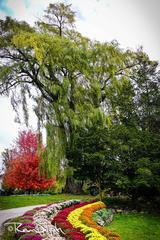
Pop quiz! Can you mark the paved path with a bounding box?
[0,205,46,228]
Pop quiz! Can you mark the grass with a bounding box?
[0,194,95,209]
[106,213,160,240]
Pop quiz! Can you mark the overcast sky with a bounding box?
[0,0,160,169]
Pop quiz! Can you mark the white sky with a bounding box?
[0,0,160,169]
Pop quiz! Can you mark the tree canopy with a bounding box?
[0,2,160,203]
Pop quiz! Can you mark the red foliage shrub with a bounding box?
[3,130,55,191]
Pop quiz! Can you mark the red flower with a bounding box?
[65,231,85,240]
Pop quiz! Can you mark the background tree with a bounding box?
[2,148,13,171]
[37,2,75,36]
[67,52,160,206]
[66,123,116,200]
[3,130,55,193]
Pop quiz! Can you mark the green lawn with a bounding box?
[0,194,95,209]
[106,213,160,240]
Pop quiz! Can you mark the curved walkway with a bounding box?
[0,204,46,228]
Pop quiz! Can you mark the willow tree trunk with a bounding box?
[63,121,84,194]
[63,177,83,194]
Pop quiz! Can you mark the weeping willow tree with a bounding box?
[0,2,140,192]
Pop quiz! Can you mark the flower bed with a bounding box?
[51,201,95,239]
[13,200,120,240]
[15,200,80,240]
[15,208,42,240]
[67,201,120,240]
[67,201,107,239]
[80,202,120,240]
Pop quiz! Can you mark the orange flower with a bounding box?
[80,202,120,240]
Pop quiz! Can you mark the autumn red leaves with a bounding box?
[3,130,55,192]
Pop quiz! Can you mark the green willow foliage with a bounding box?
[0,3,159,188]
